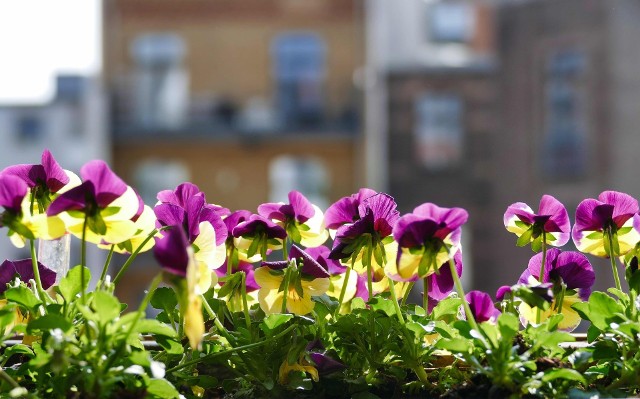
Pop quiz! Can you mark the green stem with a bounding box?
[413,365,433,389]
[29,239,49,306]
[537,232,547,324]
[240,272,251,331]
[365,247,374,302]
[98,245,115,288]
[423,276,429,313]
[401,281,415,306]
[448,257,479,332]
[113,228,159,285]
[335,266,352,317]
[607,231,622,292]
[281,267,292,314]
[387,277,405,324]
[0,367,20,389]
[166,324,298,374]
[80,216,88,305]
[201,294,234,343]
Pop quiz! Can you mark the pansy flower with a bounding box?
[232,214,287,262]
[153,226,207,349]
[100,193,157,254]
[392,203,467,280]
[518,248,594,331]
[504,195,570,250]
[157,182,230,217]
[572,191,640,258]
[258,191,328,247]
[254,245,330,315]
[465,291,501,323]
[0,174,66,248]
[306,245,358,311]
[422,251,463,312]
[329,193,399,262]
[324,188,377,232]
[47,161,139,245]
[215,260,259,312]
[0,259,56,294]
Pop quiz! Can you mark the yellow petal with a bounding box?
[254,267,284,289]
[258,287,284,315]
[103,186,139,221]
[285,289,315,315]
[193,222,226,270]
[518,295,583,332]
[327,272,358,302]
[298,205,329,247]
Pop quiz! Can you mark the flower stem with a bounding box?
[29,239,49,306]
[335,266,352,317]
[201,295,234,343]
[607,231,622,291]
[98,245,115,288]
[365,247,374,302]
[387,277,405,324]
[401,281,415,306]
[80,216,88,305]
[537,232,547,324]
[166,323,297,374]
[240,272,251,331]
[423,276,429,313]
[448,257,479,332]
[281,267,292,314]
[0,367,20,389]
[413,365,433,389]
[113,228,159,285]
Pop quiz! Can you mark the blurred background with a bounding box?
[1,0,640,305]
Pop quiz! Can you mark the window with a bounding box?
[271,33,326,129]
[429,2,474,43]
[414,93,464,170]
[16,114,43,142]
[130,33,188,130]
[269,156,329,210]
[134,160,190,205]
[541,49,587,179]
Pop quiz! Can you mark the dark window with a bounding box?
[414,93,464,170]
[541,50,587,179]
[272,33,326,129]
[16,115,42,142]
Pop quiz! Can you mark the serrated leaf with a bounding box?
[27,314,73,334]
[150,287,178,310]
[369,297,396,317]
[497,313,519,341]
[432,297,463,320]
[135,319,177,338]
[435,338,471,353]
[542,368,586,385]
[5,286,41,311]
[146,378,180,398]
[92,291,121,323]
[58,266,90,302]
[261,313,293,332]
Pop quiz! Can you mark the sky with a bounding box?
[0,0,101,104]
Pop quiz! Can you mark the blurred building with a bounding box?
[492,0,640,293]
[0,75,108,271]
[104,0,364,212]
[365,0,498,289]
[103,0,365,302]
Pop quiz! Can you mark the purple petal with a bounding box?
[413,203,469,232]
[2,164,45,189]
[504,202,535,226]
[573,198,608,234]
[289,245,330,278]
[224,210,253,235]
[200,205,228,246]
[309,352,345,375]
[551,251,595,300]
[80,161,127,207]
[599,191,639,228]
[47,181,94,216]
[131,192,145,222]
[324,197,359,230]
[305,245,346,275]
[257,202,288,222]
[153,227,189,277]
[358,193,399,237]
[0,258,56,293]
[354,273,369,301]
[232,215,287,239]
[288,191,315,223]
[466,290,500,323]
[186,196,206,241]
[261,261,289,271]
[538,195,570,236]
[495,286,512,301]
[0,174,28,212]
[215,260,259,292]
[157,182,204,208]
[154,203,186,228]
[393,215,441,248]
[426,251,462,301]
[41,149,69,193]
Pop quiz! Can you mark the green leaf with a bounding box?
[92,291,122,323]
[435,338,471,353]
[261,314,293,332]
[150,287,178,310]
[101,206,121,217]
[155,336,183,355]
[586,324,601,343]
[517,228,533,247]
[27,314,73,334]
[542,368,586,385]
[135,319,177,338]
[432,297,463,320]
[497,313,519,341]
[0,305,16,331]
[58,266,90,302]
[2,344,33,361]
[369,297,396,317]
[351,297,366,310]
[5,286,41,311]
[146,379,180,399]
[579,292,623,331]
[87,213,107,235]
